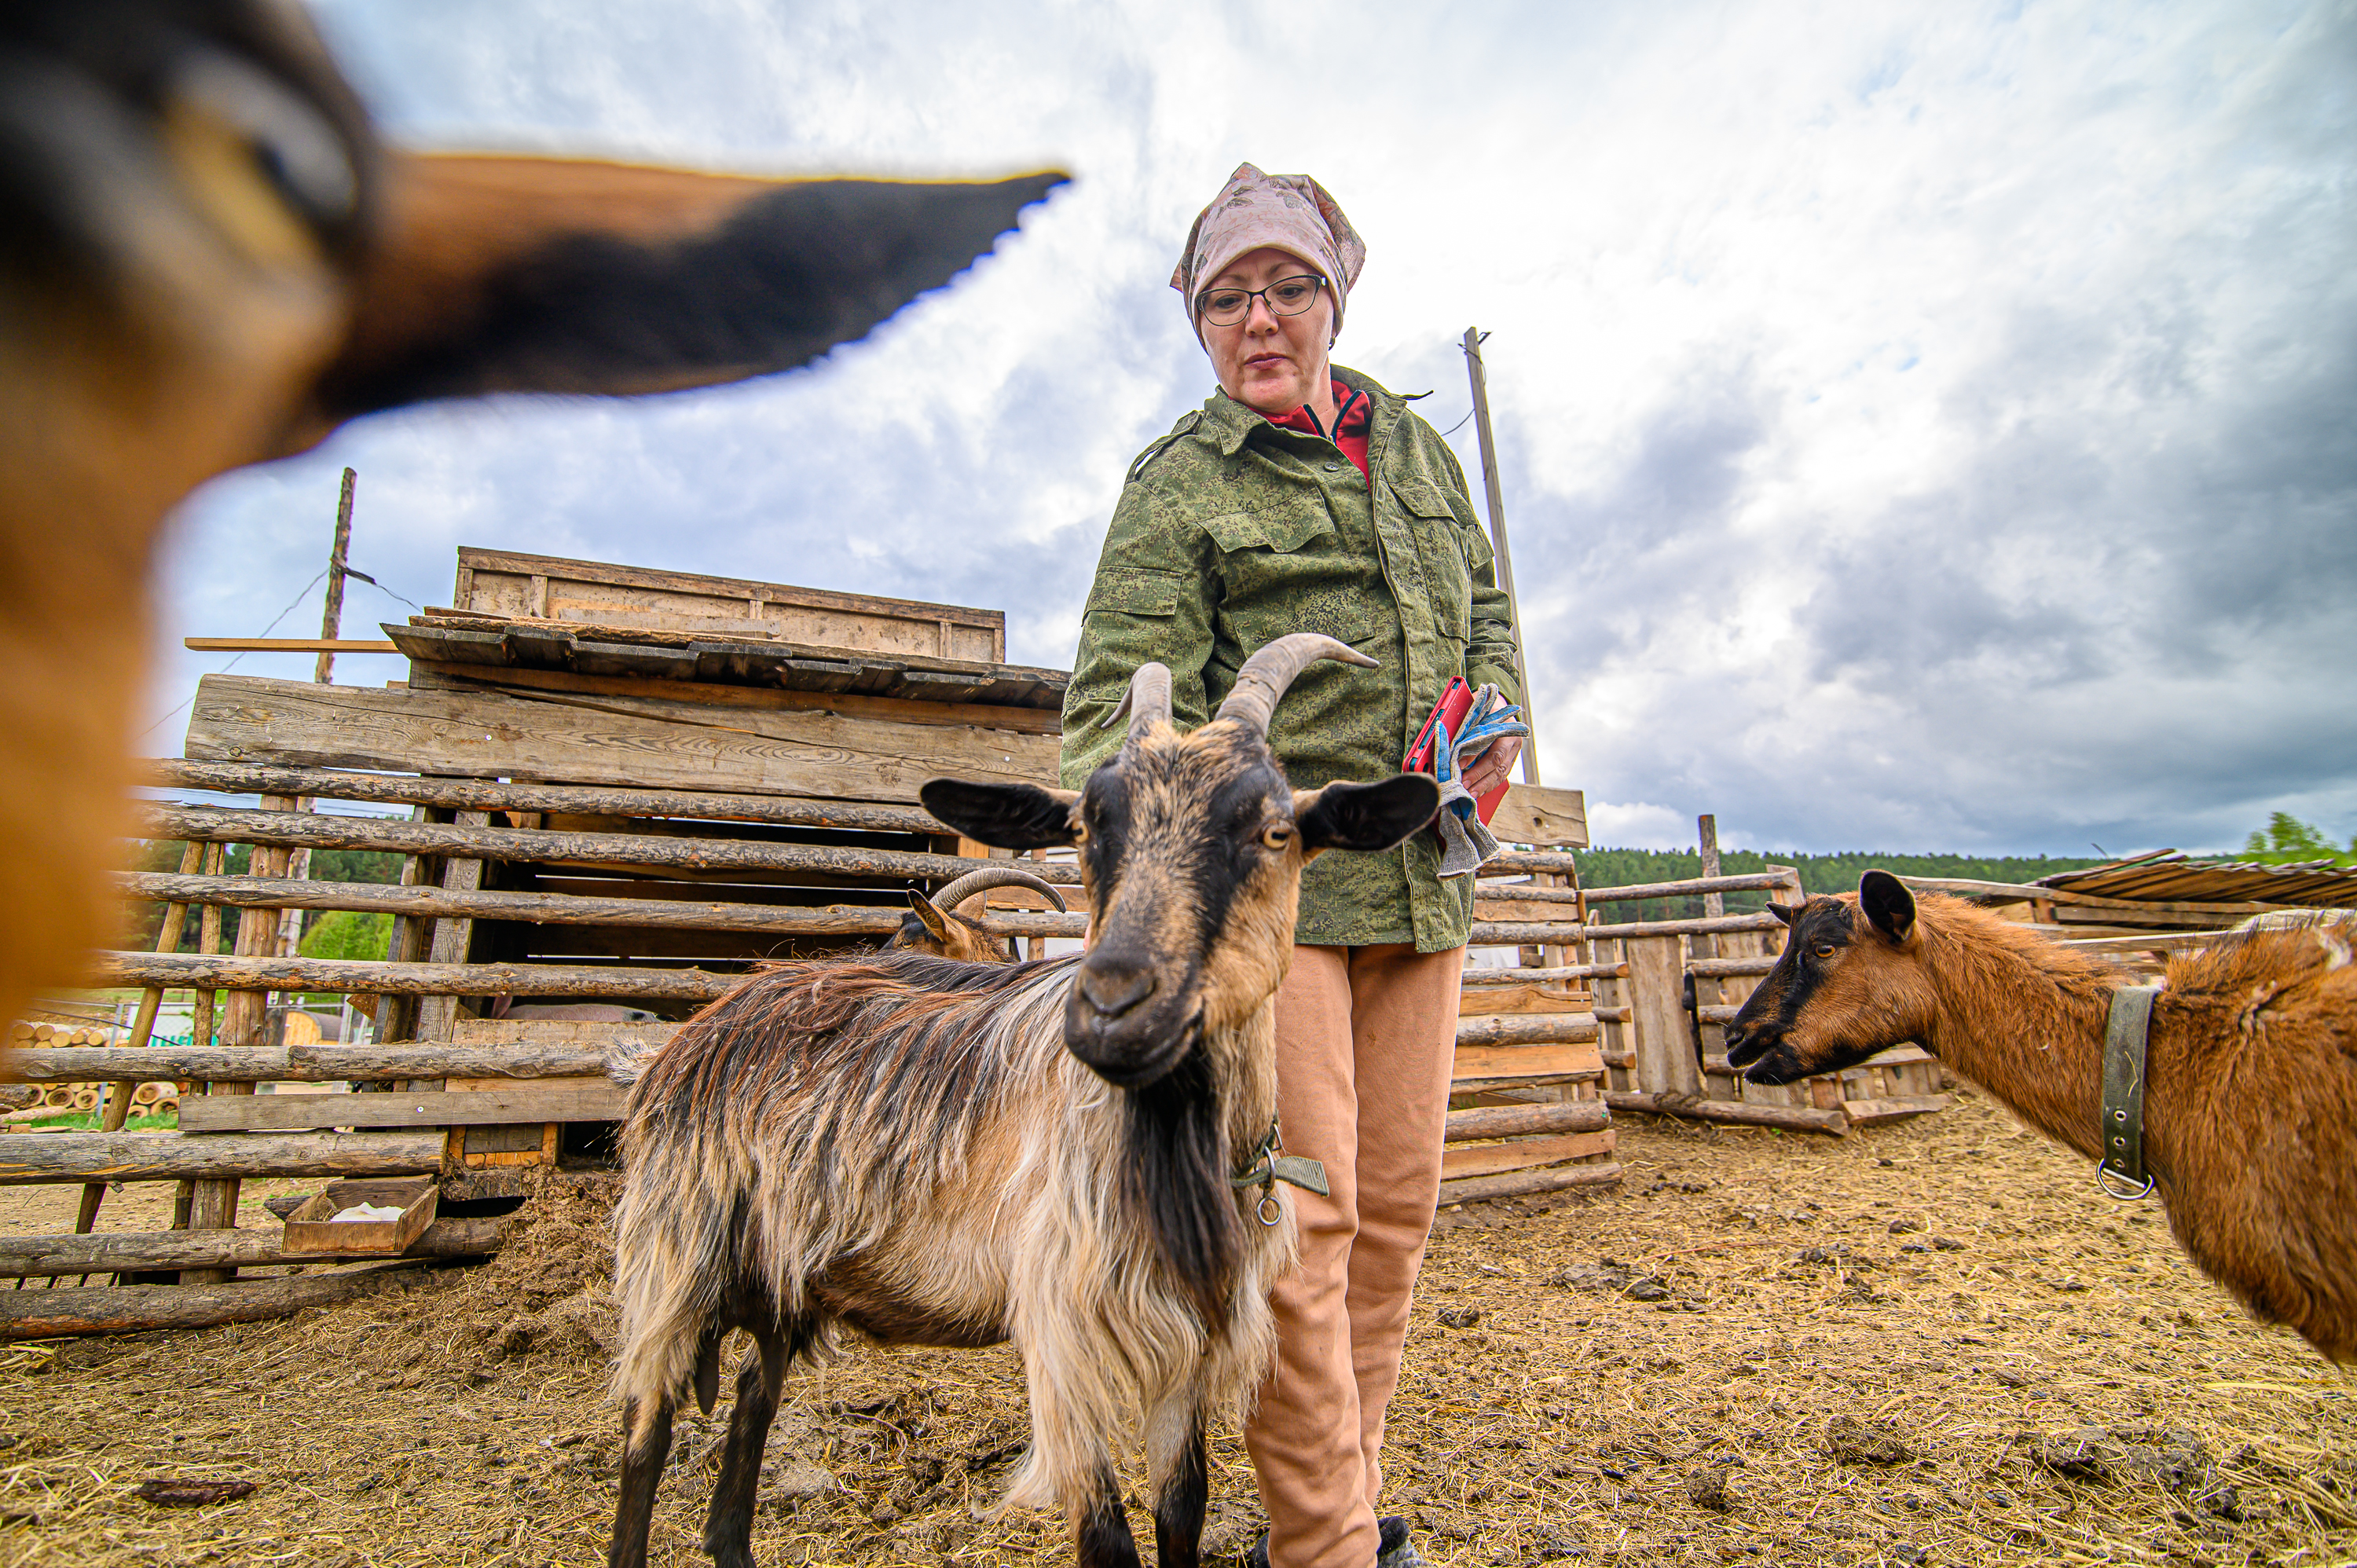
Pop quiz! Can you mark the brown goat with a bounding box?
[0,2,1061,1037]
[1725,871,2357,1361]
[607,636,1441,1568]
[887,863,1071,963]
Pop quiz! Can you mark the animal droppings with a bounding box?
[134,1479,256,1508]
[1824,1415,1912,1466]
[1685,1465,1733,1510]
[1436,1306,1483,1329]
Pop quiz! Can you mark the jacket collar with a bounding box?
[1199,364,1402,460]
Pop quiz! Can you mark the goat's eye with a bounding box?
[1260,824,1295,851]
[1813,943,1836,958]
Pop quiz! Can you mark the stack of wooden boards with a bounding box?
[0,549,1609,1334]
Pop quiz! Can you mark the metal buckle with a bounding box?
[2095,1163,2155,1202]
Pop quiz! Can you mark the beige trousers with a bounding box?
[1244,943,1462,1568]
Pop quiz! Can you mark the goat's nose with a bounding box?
[1079,961,1156,1019]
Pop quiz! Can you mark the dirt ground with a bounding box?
[1,1090,2352,1567]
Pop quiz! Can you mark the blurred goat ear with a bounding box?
[293,157,1066,439]
[1769,902,1801,927]
[1860,870,1917,944]
[908,891,955,945]
[1296,775,1441,855]
[919,779,1079,850]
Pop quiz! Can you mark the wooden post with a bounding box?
[173,841,227,1231]
[1739,866,1810,1109]
[374,809,440,1047]
[75,842,205,1235]
[1460,327,1539,785]
[1692,815,1728,1097]
[183,797,302,1281]
[313,468,357,686]
[412,811,492,1044]
[273,800,313,976]
[1623,934,1700,1097]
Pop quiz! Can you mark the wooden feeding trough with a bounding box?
[0,547,1617,1335]
[282,1176,437,1255]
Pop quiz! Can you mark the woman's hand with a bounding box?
[1460,734,1523,799]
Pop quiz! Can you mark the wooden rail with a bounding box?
[0,1263,426,1339]
[5,1042,615,1084]
[1605,1090,1849,1135]
[141,804,1083,886]
[1458,962,1626,986]
[0,1218,504,1279]
[0,1130,442,1184]
[1687,956,1778,978]
[1471,911,1785,945]
[114,876,1091,944]
[1442,1100,1609,1141]
[93,951,739,1000]
[145,759,955,835]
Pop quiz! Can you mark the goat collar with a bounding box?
[2098,984,2163,1201]
[1231,1115,1330,1225]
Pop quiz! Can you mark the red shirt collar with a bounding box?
[1266,379,1373,481]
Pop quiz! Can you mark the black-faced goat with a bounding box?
[0,2,1060,1039]
[607,635,1441,1568]
[1726,872,2357,1361]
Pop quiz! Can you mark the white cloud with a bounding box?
[151,0,2357,855]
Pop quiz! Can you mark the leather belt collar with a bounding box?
[2099,984,2163,1201]
[1231,1115,1329,1226]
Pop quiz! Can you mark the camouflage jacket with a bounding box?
[1060,365,1523,952]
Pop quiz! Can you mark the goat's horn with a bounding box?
[1213,634,1377,737]
[929,865,1069,915]
[1099,661,1174,739]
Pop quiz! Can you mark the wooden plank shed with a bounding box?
[2,549,1612,1335]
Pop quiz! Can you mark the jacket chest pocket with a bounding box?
[1201,508,1373,647]
[1388,480,1486,643]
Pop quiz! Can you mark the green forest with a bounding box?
[1569,847,2113,922]
[1571,811,2352,921]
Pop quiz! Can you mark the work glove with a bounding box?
[1431,683,1528,878]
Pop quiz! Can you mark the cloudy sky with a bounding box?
[154,0,2355,855]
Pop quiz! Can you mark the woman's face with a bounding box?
[1200,246,1334,416]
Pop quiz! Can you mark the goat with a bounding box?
[1725,871,2357,1361]
[607,634,1441,1568]
[0,2,1061,1039]
[888,863,1071,963]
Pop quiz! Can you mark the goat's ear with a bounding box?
[1295,775,1441,855]
[295,157,1067,438]
[907,891,955,945]
[1769,902,1801,927]
[919,779,1080,850]
[1860,870,1917,945]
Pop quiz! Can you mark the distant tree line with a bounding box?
[2238,813,2356,867]
[1571,847,2114,923]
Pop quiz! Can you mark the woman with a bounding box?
[1060,164,1523,1568]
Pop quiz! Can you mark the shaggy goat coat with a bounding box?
[611,948,1293,1515]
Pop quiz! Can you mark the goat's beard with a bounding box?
[1116,1033,1237,1332]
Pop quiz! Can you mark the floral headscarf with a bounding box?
[1171,163,1366,340]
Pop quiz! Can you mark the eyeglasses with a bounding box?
[1196,274,1328,328]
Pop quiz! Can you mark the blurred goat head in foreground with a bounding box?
[0,1,1064,1034]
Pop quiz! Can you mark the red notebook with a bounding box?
[1404,677,1509,825]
